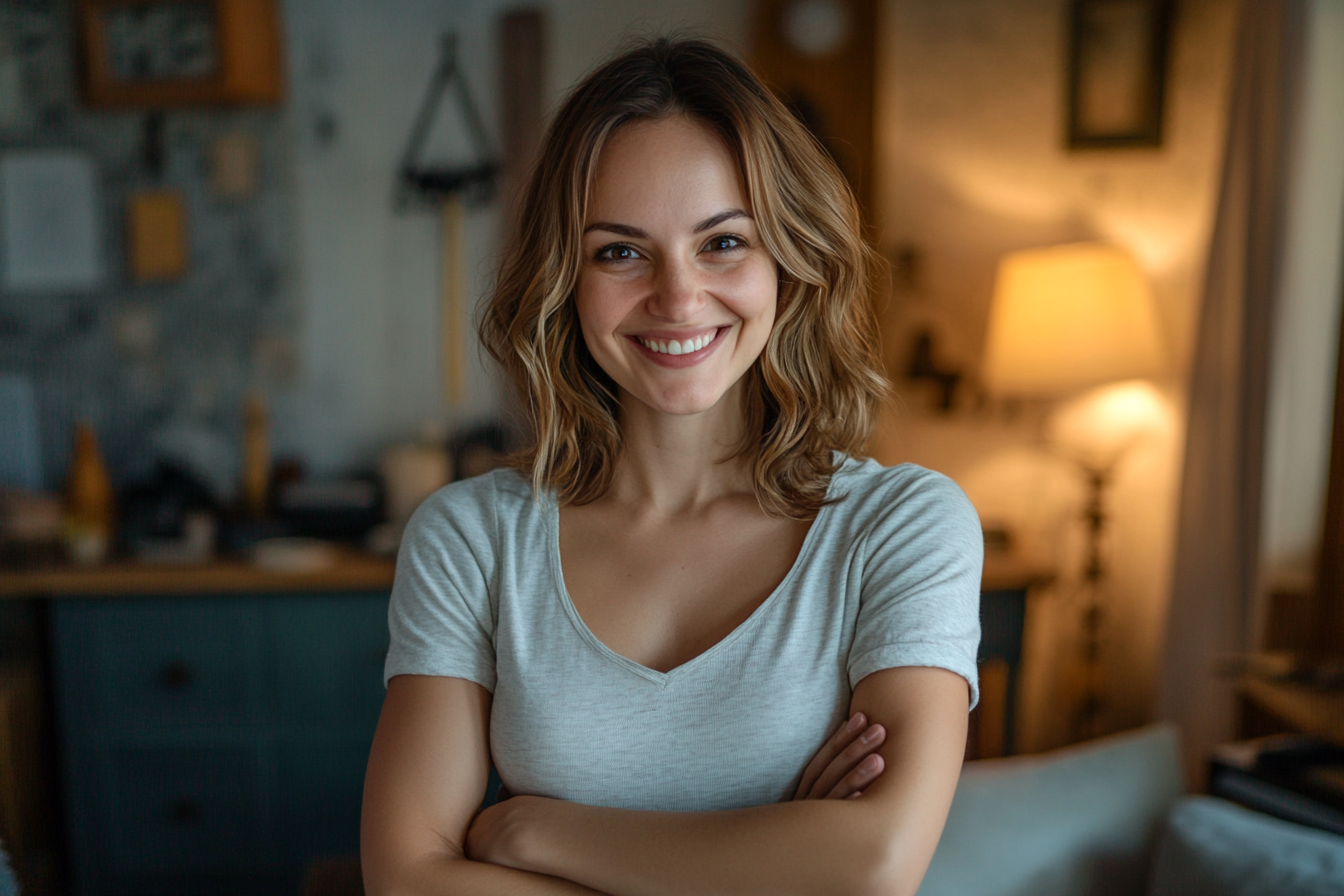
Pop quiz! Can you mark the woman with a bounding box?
[362,38,981,896]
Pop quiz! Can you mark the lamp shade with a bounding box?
[982,243,1164,396]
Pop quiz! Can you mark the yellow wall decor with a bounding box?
[126,190,188,281]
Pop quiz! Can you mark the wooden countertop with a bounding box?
[1241,675,1344,743]
[0,548,1049,599]
[0,549,397,597]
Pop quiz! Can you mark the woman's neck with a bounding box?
[606,383,755,515]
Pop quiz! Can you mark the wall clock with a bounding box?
[78,0,283,108]
[751,0,877,219]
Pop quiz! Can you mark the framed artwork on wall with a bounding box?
[1066,0,1172,149]
[78,0,283,108]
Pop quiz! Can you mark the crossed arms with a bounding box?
[361,665,968,896]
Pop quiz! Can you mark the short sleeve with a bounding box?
[847,468,983,708]
[384,474,499,691]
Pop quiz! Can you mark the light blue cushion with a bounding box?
[917,724,1183,896]
[1149,795,1344,896]
[0,838,16,896]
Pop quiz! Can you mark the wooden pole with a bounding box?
[440,195,465,406]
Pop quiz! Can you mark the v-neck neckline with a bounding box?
[544,467,843,685]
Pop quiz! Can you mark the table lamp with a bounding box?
[982,242,1164,739]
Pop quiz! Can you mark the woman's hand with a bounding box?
[792,712,886,800]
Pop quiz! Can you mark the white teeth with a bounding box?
[639,332,715,355]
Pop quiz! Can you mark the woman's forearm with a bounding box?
[372,852,610,896]
[475,670,970,896]
[501,797,912,896]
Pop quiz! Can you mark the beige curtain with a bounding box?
[1157,0,1305,786]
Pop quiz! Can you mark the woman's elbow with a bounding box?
[850,832,936,896]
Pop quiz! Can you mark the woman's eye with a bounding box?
[705,235,745,253]
[595,243,642,262]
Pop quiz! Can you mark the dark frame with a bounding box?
[1066,0,1172,149]
[78,0,283,108]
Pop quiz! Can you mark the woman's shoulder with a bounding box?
[828,456,979,534]
[404,467,539,541]
[832,455,970,504]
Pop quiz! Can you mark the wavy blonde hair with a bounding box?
[480,37,889,520]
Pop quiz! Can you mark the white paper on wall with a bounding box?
[1,151,103,292]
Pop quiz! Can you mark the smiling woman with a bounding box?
[362,38,982,896]
[576,118,778,419]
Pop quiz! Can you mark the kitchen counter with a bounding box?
[0,549,396,597]
[1,550,1044,598]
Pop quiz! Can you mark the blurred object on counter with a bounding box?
[126,190,187,281]
[450,422,511,482]
[120,462,220,564]
[251,536,336,573]
[0,490,62,570]
[0,375,42,491]
[64,423,113,566]
[242,394,269,519]
[368,429,452,557]
[275,477,381,541]
[381,436,450,525]
[219,516,292,555]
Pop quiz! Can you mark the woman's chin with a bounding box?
[627,385,735,420]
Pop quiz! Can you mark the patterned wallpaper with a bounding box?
[0,0,297,500]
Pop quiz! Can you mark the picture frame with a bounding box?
[1066,0,1172,149]
[78,0,283,108]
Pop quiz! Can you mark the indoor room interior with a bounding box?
[0,0,1342,894]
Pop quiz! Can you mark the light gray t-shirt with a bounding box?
[385,457,982,812]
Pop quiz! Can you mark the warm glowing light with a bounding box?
[1049,379,1172,470]
[982,242,1164,396]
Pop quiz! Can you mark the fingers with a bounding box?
[827,752,885,800]
[808,723,886,800]
[793,712,870,801]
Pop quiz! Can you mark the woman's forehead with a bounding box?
[584,117,750,226]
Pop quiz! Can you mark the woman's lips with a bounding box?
[627,326,727,368]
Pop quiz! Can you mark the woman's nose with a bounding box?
[649,257,704,321]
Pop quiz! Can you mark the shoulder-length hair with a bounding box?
[479,37,889,520]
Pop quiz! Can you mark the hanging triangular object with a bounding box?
[396,33,500,208]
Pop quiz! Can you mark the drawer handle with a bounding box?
[159,660,194,690]
[170,797,201,825]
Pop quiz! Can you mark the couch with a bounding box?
[917,724,1344,896]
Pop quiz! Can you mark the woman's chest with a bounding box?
[489,615,852,811]
[487,546,864,811]
[557,502,812,674]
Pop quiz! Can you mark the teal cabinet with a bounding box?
[50,592,390,896]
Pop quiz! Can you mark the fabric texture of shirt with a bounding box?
[385,457,983,811]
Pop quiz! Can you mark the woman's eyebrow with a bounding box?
[583,221,648,238]
[693,208,751,233]
[583,209,752,238]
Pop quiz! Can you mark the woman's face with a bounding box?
[576,116,778,419]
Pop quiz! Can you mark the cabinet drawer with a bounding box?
[52,600,260,733]
[273,734,372,867]
[86,744,275,893]
[265,592,389,730]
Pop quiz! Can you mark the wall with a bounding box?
[278,0,750,476]
[869,0,1238,750]
[0,0,749,498]
[1258,0,1344,602]
[0,2,297,500]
